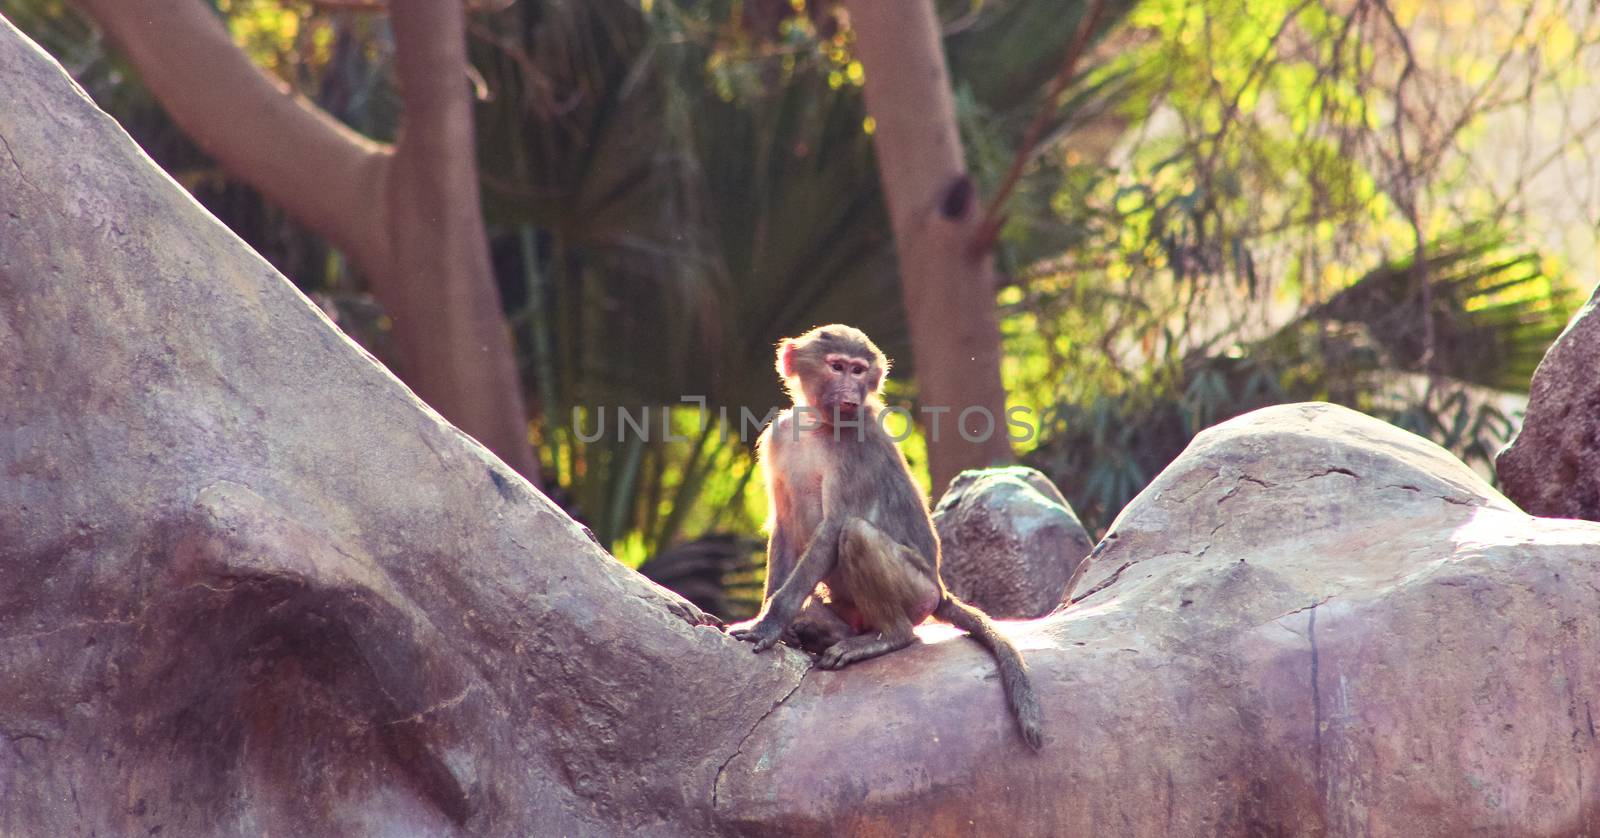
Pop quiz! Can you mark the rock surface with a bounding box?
[0,20,793,836]
[720,403,1600,836]
[932,466,1092,617]
[5,15,1600,837]
[1497,282,1600,520]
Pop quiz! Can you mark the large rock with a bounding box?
[0,19,785,836]
[719,403,1600,835]
[932,466,1092,617]
[1497,283,1600,519]
[6,12,1600,834]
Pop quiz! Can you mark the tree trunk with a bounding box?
[7,15,1600,838]
[71,0,541,485]
[844,0,1015,495]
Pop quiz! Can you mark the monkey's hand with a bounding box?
[729,616,784,652]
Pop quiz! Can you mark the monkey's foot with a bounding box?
[729,618,784,652]
[816,633,912,670]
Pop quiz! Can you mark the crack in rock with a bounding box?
[1274,595,1335,623]
[376,683,479,730]
[1381,483,1474,506]
[1300,466,1359,481]
[1236,467,1360,493]
[1167,470,1221,504]
[711,670,807,810]
[1070,560,1137,604]
[0,129,40,193]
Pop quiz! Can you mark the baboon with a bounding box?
[731,324,1043,750]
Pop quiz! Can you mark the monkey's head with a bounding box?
[776,324,889,424]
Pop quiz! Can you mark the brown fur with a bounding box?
[732,324,1044,750]
[837,519,924,638]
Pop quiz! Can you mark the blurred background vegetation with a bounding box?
[8,0,1597,618]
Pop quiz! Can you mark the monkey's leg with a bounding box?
[784,599,855,653]
[816,518,937,670]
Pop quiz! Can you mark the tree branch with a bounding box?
[74,0,390,270]
[970,0,1109,258]
[73,0,543,483]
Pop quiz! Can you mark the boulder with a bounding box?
[1497,283,1600,519]
[932,466,1092,617]
[720,403,1600,836]
[6,12,1600,833]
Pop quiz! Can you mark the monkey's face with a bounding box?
[813,352,878,421]
[777,325,889,425]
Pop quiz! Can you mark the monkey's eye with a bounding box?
[851,364,866,376]
[830,361,845,373]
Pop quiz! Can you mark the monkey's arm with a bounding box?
[732,516,843,652]
[762,525,797,602]
[755,420,798,603]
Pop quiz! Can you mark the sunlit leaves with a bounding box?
[670,0,858,105]
[213,0,359,90]
[1000,0,1590,533]
[218,0,298,68]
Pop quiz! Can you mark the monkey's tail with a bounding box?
[935,594,1044,751]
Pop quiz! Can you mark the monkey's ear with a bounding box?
[870,359,889,391]
[777,339,798,378]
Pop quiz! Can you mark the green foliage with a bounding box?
[1023,227,1578,535]
[468,0,904,556]
[470,0,1125,556]
[11,0,1586,568]
[995,0,1588,533]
